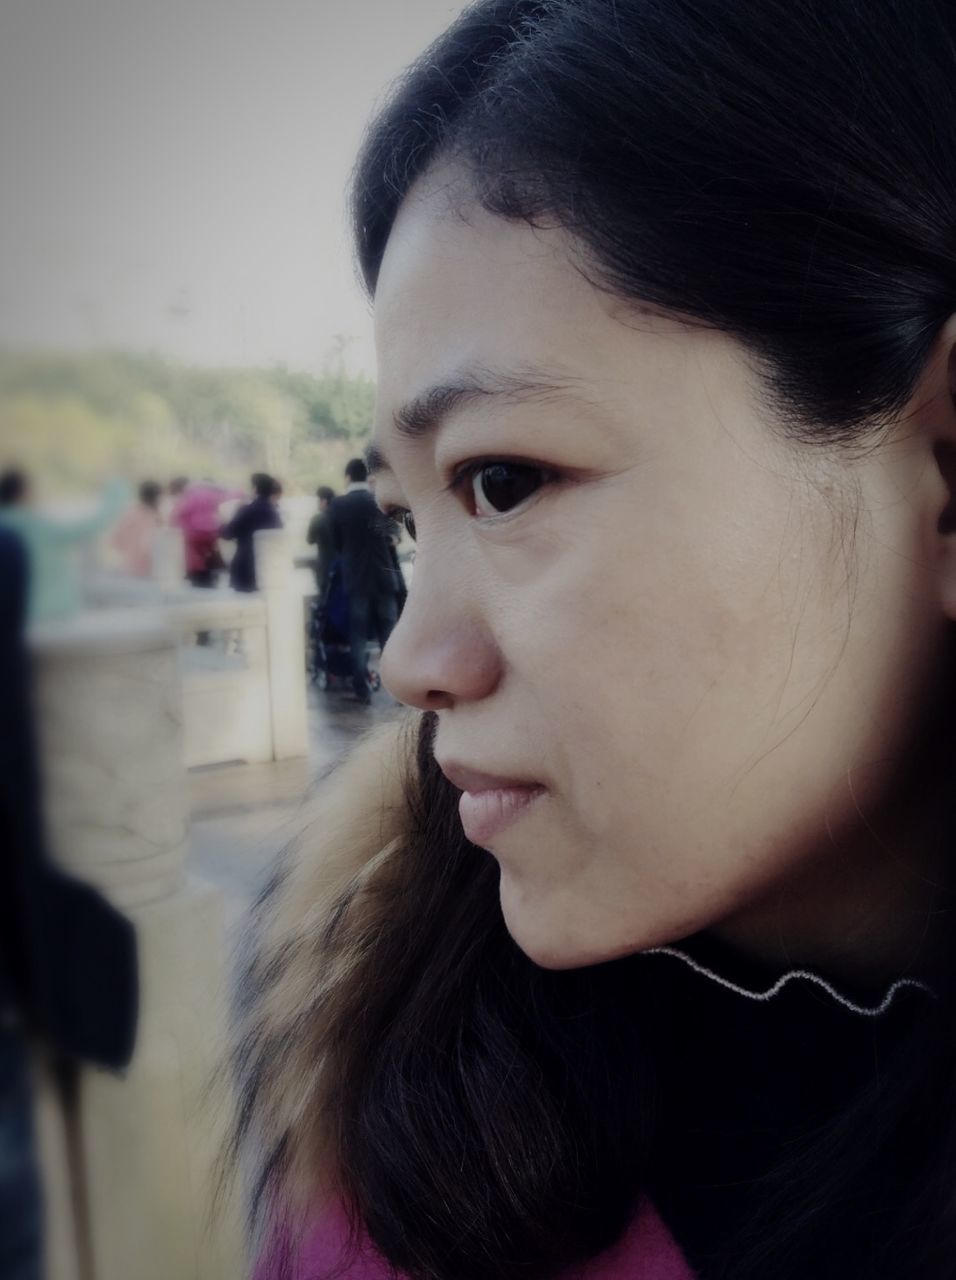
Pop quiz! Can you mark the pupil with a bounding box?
[480,464,537,512]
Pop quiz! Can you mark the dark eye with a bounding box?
[470,463,547,517]
[402,510,417,541]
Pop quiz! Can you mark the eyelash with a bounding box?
[383,459,556,540]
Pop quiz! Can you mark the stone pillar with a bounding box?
[254,529,308,760]
[29,611,245,1280]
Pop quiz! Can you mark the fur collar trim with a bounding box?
[234,717,416,1219]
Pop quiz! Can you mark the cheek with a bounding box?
[496,473,852,865]
[489,481,944,968]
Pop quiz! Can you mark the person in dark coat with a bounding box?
[220,473,283,593]
[306,487,336,602]
[329,459,403,704]
[0,525,138,1278]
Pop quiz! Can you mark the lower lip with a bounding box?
[458,786,545,847]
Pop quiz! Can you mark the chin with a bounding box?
[498,876,662,971]
[498,871,715,971]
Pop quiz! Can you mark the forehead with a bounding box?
[371,171,765,453]
[374,175,649,412]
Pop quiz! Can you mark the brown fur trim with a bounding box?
[234,713,419,1222]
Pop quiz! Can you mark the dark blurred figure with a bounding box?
[0,526,138,1279]
[0,470,26,508]
[330,459,403,705]
[306,486,336,601]
[386,526,408,618]
[111,480,163,577]
[220,473,283,593]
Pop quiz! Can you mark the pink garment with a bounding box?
[170,484,243,574]
[254,1199,693,1280]
[111,503,161,577]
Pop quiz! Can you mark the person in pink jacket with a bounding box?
[111,480,163,577]
[236,3,956,1278]
[169,478,244,587]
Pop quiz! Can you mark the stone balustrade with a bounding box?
[85,527,309,767]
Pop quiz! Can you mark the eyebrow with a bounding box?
[366,366,586,476]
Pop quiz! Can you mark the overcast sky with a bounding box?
[0,0,466,375]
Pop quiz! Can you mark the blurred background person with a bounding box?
[220,473,283,594]
[306,486,336,602]
[110,480,163,578]
[0,469,127,624]
[329,458,403,705]
[169,477,241,590]
[162,476,189,525]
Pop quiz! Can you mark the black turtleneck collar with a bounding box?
[638,935,941,1279]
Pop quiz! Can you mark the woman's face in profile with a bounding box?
[371,170,952,971]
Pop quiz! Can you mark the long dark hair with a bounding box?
[239,713,955,1279]
[354,0,956,441]
[240,2,956,1277]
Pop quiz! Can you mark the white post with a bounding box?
[254,529,308,761]
[30,611,245,1280]
[169,595,274,768]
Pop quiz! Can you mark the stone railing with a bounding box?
[87,528,308,767]
[28,610,245,1280]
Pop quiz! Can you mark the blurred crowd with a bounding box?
[0,458,407,703]
[0,468,285,621]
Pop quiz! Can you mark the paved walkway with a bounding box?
[185,683,404,937]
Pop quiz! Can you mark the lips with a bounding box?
[438,760,545,848]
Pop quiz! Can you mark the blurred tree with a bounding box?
[0,348,377,497]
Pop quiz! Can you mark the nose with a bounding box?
[381,568,503,711]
